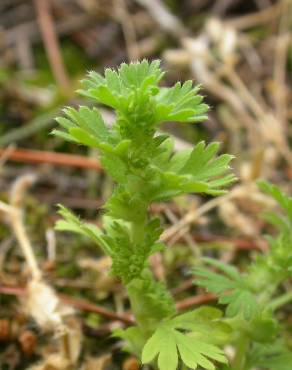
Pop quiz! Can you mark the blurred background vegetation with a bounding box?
[0,0,291,369]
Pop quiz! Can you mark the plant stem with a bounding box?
[232,335,249,370]
[128,216,156,337]
[127,277,153,337]
[267,291,292,311]
[132,218,146,245]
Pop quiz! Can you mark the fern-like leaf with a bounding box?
[193,258,258,320]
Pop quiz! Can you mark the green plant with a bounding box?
[53,60,237,370]
[193,181,292,370]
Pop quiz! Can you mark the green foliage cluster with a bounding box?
[194,182,292,369]
[54,60,235,370]
[54,60,292,370]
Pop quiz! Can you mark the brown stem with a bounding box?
[0,284,134,325]
[33,0,70,91]
[0,148,102,171]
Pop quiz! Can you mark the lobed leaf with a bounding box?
[193,259,258,320]
[142,308,228,370]
[258,180,292,224]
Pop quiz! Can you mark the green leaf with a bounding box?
[180,142,235,183]
[193,259,258,320]
[158,330,178,370]
[176,332,220,370]
[258,180,292,224]
[143,327,178,370]
[113,326,145,357]
[52,62,236,368]
[100,154,128,183]
[247,342,292,370]
[127,272,176,321]
[249,315,278,343]
[155,81,209,123]
[104,187,147,222]
[69,127,101,148]
[118,60,163,89]
[142,307,228,370]
[79,60,163,110]
[54,106,110,145]
[223,290,258,320]
[142,328,163,363]
[78,106,109,139]
[168,149,192,172]
[51,129,78,143]
[257,181,292,279]
[166,142,236,195]
[55,205,111,255]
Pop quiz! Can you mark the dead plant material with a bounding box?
[161,186,245,243]
[135,0,187,38]
[176,293,217,311]
[0,174,81,367]
[81,354,112,370]
[32,0,70,91]
[0,284,134,325]
[225,1,286,29]
[59,294,134,325]
[23,280,73,332]
[18,330,37,355]
[28,353,72,370]
[114,0,140,60]
[218,200,260,237]
[0,148,102,171]
[164,14,292,169]
[122,356,140,370]
[0,319,10,341]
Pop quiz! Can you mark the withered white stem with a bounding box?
[46,228,56,261]
[9,174,42,280]
[135,0,186,37]
[11,207,42,280]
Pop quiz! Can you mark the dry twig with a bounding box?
[114,0,140,60]
[135,0,187,38]
[0,147,102,171]
[33,0,70,91]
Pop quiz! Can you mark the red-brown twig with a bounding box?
[1,281,218,318]
[59,294,134,325]
[0,284,134,325]
[0,284,25,296]
[176,293,217,311]
[0,148,102,171]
